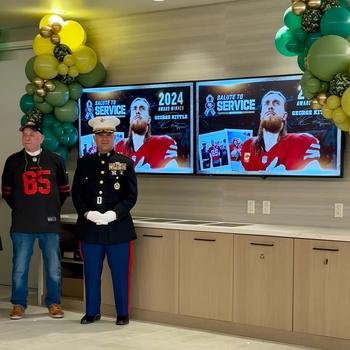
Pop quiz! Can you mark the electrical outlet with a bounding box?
[334,203,343,218]
[247,200,255,214]
[262,200,271,215]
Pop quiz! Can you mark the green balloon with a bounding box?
[305,77,321,93]
[58,133,70,146]
[42,114,57,128]
[20,94,34,113]
[54,100,79,122]
[25,83,36,95]
[66,126,78,147]
[34,100,54,114]
[45,80,69,107]
[274,26,296,57]
[62,122,75,134]
[56,145,69,160]
[308,35,350,81]
[305,32,322,53]
[77,61,106,87]
[320,81,329,92]
[302,88,315,99]
[297,52,306,71]
[53,125,64,137]
[20,115,27,126]
[286,38,304,54]
[33,94,44,103]
[321,7,350,38]
[25,57,36,82]
[68,82,83,100]
[284,6,302,31]
[293,27,308,43]
[340,0,350,10]
[42,129,59,152]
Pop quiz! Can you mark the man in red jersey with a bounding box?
[208,140,221,167]
[114,97,178,170]
[241,90,320,172]
[230,138,242,161]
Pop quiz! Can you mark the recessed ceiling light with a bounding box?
[153,0,165,2]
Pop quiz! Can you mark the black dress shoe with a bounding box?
[80,314,101,324]
[116,315,129,325]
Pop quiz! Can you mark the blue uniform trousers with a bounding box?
[81,241,132,317]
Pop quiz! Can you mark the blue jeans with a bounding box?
[11,232,61,308]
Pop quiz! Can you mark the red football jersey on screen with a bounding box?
[241,133,320,171]
[208,145,220,163]
[115,135,177,169]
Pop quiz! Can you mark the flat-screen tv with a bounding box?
[196,75,343,177]
[79,82,194,174]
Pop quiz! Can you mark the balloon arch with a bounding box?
[20,14,107,159]
[275,0,350,132]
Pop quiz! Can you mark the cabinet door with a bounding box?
[179,231,233,321]
[130,228,179,313]
[233,234,293,330]
[294,239,350,339]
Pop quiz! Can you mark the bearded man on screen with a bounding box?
[114,97,178,170]
[240,90,320,172]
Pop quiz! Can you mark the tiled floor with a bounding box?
[0,285,315,350]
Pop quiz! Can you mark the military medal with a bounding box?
[114,182,120,190]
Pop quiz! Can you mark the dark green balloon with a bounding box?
[284,6,302,31]
[58,133,70,146]
[45,80,69,107]
[77,61,107,87]
[42,129,59,152]
[20,94,34,113]
[320,7,350,38]
[42,114,57,128]
[66,126,78,147]
[62,122,75,134]
[293,27,308,43]
[25,57,36,82]
[20,115,27,126]
[25,83,36,95]
[298,52,306,71]
[305,31,322,52]
[286,38,304,54]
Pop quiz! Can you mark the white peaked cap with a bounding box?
[88,116,121,134]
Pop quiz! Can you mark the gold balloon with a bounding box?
[308,0,321,8]
[51,22,62,34]
[36,88,47,97]
[292,1,306,15]
[310,98,321,110]
[39,26,52,38]
[44,80,56,92]
[317,93,328,106]
[50,33,61,45]
[33,77,44,88]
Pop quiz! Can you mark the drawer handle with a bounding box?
[250,243,274,247]
[313,247,339,252]
[143,234,163,238]
[194,238,216,242]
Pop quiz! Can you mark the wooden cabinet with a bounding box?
[179,231,233,321]
[294,239,350,339]
[130,227,179,313]
[233,234,293,330]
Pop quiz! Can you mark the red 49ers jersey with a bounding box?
[115,135,177,169]
[208,145,220,163]
[241,133,320,171]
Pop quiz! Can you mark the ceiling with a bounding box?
[0,0,234,30]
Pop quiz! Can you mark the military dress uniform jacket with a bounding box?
[71,151,137,245]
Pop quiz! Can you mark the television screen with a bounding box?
[196,75,343,177]
[79,82,194,174]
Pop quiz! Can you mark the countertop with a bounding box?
[60,213,350,242]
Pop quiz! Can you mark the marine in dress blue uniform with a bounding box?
[72,116,137,325]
